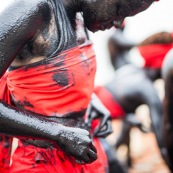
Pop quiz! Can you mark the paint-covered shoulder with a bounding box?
[0,0,51,21]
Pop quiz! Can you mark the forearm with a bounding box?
[0,100,60,142]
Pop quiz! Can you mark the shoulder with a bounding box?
[0,0,53,29]
[20,0,51,18]
[1,0,51,19]
[1,0,49,10]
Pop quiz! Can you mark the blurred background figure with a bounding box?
[98,24,173,167]
[108,29,173,82]
[95,31,173,172]
[107,23,135,70]
[94,64,163,169]
[137,31,173,81]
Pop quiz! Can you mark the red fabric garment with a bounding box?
[138,44,173,69]
[7,42,96,116]
[0,73,13,173]
[94,86,125,119]
[2,42,108,173]
[10,138,108,173]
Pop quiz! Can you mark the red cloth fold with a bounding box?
[7,42,96,116]
[0,73,13,173]
[138,44,173,69]
[0,42,108,173]
[94,86,125,119]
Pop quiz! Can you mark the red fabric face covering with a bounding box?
[0,42,108,173]
[94,86,125,119]
[138,44,173,69]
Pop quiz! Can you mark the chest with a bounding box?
[12,14,59,66]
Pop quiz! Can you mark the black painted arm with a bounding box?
[0,99,97,164]
[0,0,50,76]
[0,0,97,164]
[86,93,112,138]
[105,66,166,162]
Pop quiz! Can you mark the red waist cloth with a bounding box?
[138,44,173,69]
[1,42,108,173]
[7,42,96,116]
[0,73,13,173]
[94,86,125,119]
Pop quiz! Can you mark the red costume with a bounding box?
[0,42,108,173]
[94,86,125,119]
[0,73,13,173]
[138,44,173,69]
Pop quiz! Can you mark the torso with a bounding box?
[11,0,77,67]
[106,65,150,113]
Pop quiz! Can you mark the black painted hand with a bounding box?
[125,114,151,133]
[86,94,112,138]
[53,125,97,164]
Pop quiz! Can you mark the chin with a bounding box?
[85,22,97,32]
[87,26,101,33]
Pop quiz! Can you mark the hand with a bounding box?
[53,125,97,164]
[86,94,112,138]
[125,113,151,133]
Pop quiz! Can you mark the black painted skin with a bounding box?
[0,0,155,165]
[108,29,135,70]
[162,48,173,171]
[107,32,165,168]
[104,65,165,157]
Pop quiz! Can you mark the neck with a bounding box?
[51,0,78,54]
[63,0,82,28]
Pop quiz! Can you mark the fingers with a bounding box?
[98,113,110,130]
[75,142,97,165]
[75,159,85,165]
[90,143,97,153]
[94,120,113,138]
[85,143,97,162]
[75,149,97,164]
[93,115,110,134]
[90,111,109,135]
[85,110,98,129]
[87,148,97,162]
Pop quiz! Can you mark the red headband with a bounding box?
[138,44,173,69]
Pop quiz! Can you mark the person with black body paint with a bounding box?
[108,24,135,70]
[103,31,173,168]
[94,64,165,166]
[109,31,173,81]
[0,0,159,172]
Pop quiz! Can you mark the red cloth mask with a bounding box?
[138,44,173,69]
